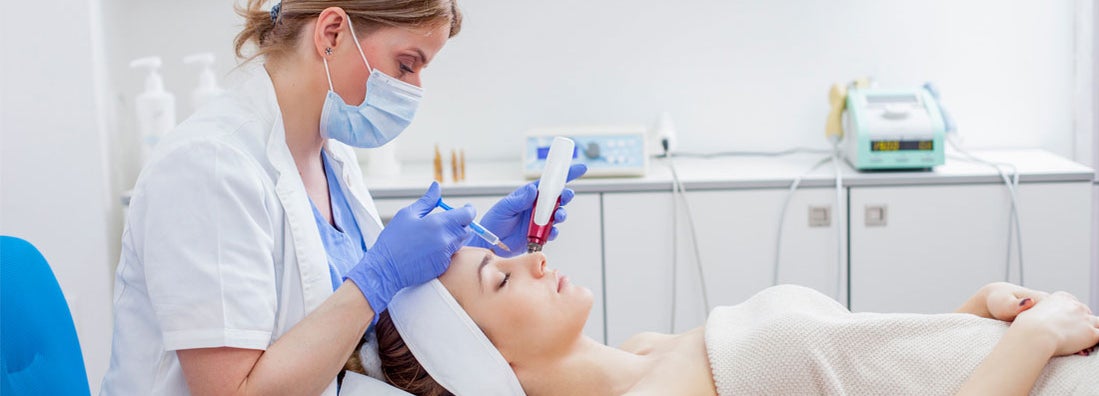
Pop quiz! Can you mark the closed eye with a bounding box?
[498,273,510,290]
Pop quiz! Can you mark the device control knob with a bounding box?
[584,142,601,159]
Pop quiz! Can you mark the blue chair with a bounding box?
[1,236,91,395]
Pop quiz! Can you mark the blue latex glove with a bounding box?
[470,164,587,256]
[346,182,475,324]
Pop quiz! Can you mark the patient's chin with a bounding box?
[572,286,595,312]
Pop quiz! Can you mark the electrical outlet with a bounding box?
[809,206,831,227]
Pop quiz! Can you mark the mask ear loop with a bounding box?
[345,17,373,73]
[322,52,335,91]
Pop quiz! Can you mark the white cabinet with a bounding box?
[849,182,1092,314]
[373,193,606,343]
[602,188,846,347]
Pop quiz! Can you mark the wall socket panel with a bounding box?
[809,206,831,227]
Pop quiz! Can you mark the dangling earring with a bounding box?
[325,47,333,56]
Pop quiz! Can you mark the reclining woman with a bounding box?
[369,247,1099,395]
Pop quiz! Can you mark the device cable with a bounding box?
[665,153,711,315]
[830,141,844,301]
[668,151,679,333]
[946,135,1024,285]
[773,156,833,286]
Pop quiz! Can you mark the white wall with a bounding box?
[0,0,114,391]
[100,0,250,193]
[102,0,1079,165]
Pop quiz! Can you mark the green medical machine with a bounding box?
[839,87,946,170]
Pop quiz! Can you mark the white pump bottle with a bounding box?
[129,56,177,165]
[183,53,224,114]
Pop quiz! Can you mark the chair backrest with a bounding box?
[1,236,91,395]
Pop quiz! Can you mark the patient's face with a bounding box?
[439,247,593,362]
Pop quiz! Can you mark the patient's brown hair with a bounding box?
[373,310,453,396]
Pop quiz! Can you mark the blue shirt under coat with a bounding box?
[309,151,368,291]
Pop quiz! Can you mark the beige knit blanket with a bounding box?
[705,285,1098,395]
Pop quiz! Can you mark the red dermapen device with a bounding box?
[527,137,576,253]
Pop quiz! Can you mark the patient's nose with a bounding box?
[523,252,547,277]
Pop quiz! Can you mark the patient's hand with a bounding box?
[982,282,1049,322]
[1011,291,1099,357]
[957,282,1047,321]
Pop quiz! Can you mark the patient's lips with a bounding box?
[557,273,568,293]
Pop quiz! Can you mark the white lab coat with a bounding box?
[101,70,386,395]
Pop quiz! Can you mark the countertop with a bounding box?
[363,149,1095,199]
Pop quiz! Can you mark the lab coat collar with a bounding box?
[246,69,385,314]
[245,69,333,313]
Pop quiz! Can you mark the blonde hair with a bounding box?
[234,0,462,62]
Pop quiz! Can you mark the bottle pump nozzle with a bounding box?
[129,56,165,93]
[527,137,576,253]
[183,53,224,110]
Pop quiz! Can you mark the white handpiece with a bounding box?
[533,137,575,226]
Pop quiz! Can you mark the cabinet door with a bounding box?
[603,188,846,346]
[849,182,1091,314]
[1093,184,1098,310]
[375,194,606,343]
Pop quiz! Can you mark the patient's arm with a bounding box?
[955,282,1048,321]
[955,292,1099,396]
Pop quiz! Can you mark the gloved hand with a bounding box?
[469,164,587,257]
[346,182,475,324]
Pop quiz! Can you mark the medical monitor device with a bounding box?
[843,88,946,170]
[523,126,649,178]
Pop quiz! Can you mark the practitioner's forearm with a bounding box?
[178,281,374,396]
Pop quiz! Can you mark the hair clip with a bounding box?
[270,2,282,23]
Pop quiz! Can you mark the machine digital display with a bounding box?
[536,146,579,160]
[870,140,934,152]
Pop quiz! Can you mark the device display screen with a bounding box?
[871,140,934,152]
[536,146,579,160]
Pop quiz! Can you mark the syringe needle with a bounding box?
[437,198,511,252]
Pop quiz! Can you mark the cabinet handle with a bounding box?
[865,205,887,227]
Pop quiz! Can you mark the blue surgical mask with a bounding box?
[319,19,423,148]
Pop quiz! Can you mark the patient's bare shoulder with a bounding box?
[626,328,717,396]
[619,332,675,354]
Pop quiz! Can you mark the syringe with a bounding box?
[437,199,511,252]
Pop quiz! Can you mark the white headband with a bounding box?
[387,279,525,395]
